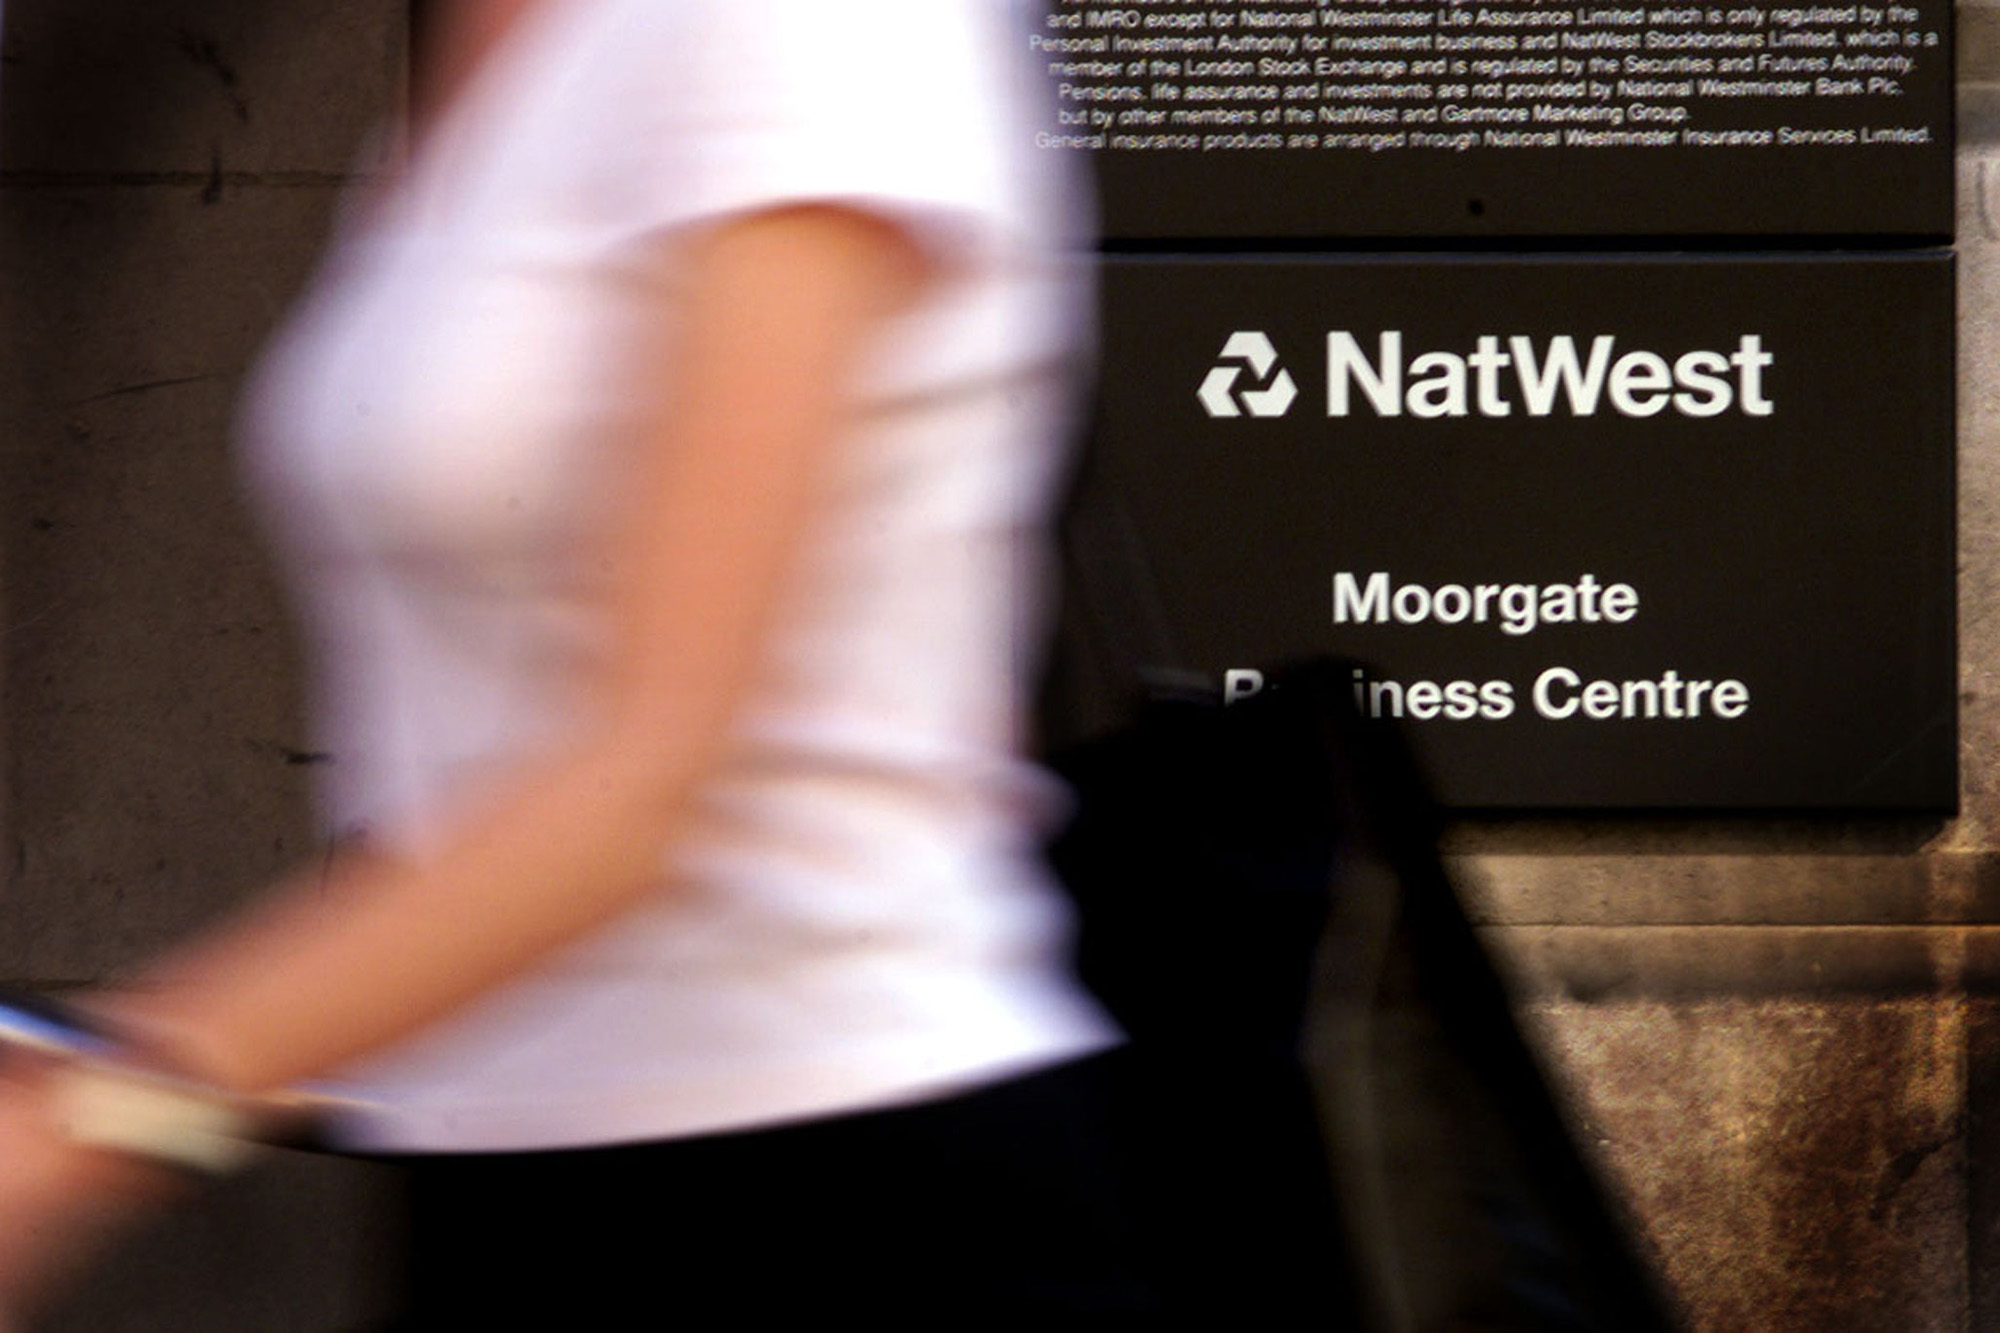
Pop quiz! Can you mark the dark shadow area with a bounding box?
[1043,658,1685,1329]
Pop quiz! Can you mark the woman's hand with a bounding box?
[0,1067,182,1330]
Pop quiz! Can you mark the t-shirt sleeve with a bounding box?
[641,0,1040,263]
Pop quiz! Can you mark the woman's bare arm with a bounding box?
[100,203,931,1092]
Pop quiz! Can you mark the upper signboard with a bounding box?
[1030,0,1953,241]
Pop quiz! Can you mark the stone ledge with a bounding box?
[1455,847,2000,927]
[1457,851,1935,926]
[1483,923,2000,999]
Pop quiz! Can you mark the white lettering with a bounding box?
[1534,667,1752,719]
[1222,668,1266,704]
[1609,350,1673,416]
[1318,332,1774,417]
[1333,572,1641,635]
[1328,331,1402,415]
[1512,334,1615,415]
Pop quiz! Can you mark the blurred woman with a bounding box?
[0,1,1129,1322]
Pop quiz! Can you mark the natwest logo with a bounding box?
[1198,332,1299,419]
[1327,332,1774,419]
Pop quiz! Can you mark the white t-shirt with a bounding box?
[239,0,1112,1152]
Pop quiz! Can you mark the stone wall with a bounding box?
[1,4,401,1328]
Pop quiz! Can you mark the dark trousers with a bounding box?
[374,1054,1155,1326]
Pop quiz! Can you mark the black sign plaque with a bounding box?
[1071,254,1954,809]
[1030,1,1953,241]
